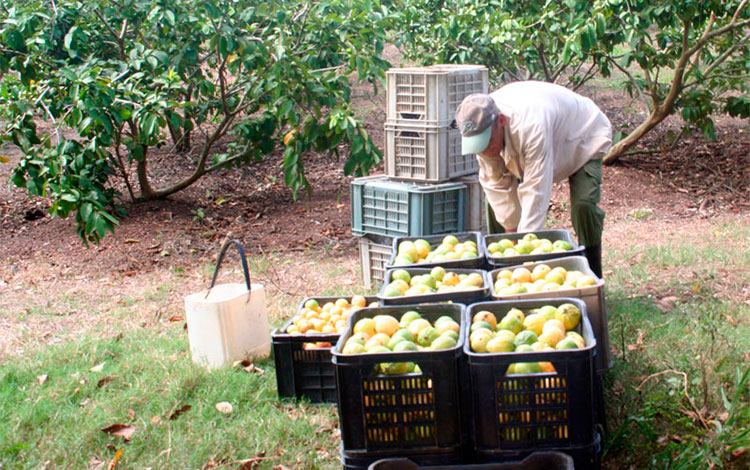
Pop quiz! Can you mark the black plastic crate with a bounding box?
[367,451,574,470]
[332,303,467,461]
[464,299,597,453]
[378,267,491,306]
[474,433,602,470]
[272,295,378,403]
[385,232,486,270]
[343,446,464,470]
[482,230,584,269]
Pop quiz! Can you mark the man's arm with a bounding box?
[516,130,554,232]
[477,155,522,231]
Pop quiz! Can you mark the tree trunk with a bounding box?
[603,109,668,164]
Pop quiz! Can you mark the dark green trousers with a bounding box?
[485,158,605,248]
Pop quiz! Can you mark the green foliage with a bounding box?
[392,0,620,87]
[0,0,392,244]
[604,0,750,141]
[393,0,749,161]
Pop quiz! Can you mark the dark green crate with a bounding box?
[351,176,467,237]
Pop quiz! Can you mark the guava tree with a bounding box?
[600,0,750,162]
[392,0,750,163]
[391,0,620,89]
[0,0,391,243]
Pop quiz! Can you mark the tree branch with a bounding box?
[605,55,648,105]
[684,30,750,90]
[92,8,126,60]
[113,124,137,202]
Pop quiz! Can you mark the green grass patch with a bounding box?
[0,325,340,470]
[602,218,750,470]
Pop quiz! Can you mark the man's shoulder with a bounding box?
[492,81,573,100]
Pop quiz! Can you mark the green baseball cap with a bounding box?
[455,93,499,155]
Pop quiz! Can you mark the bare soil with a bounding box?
[0,61,748,358]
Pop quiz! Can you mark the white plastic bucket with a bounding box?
[184,241,270,369]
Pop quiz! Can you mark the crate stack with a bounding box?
[353,64,490,288]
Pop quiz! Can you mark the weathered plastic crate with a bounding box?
[272,295,378,403]
[482,230,585,269]
[488,256,612,373]
[378,267,491,306]
[384,122,479,183]
[359,234,394,290]
[455,174,486,233]
[351,176,466,237]
[473,434,602,470]
[386,64,489,125]
[385,232,485,271]
[332,304,467,467]
[464,299,597,454]
[367,451,574,470]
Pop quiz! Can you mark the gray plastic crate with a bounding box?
[358,234,394,290]
[488,256,612,373]
[351,176,467,237]
[455,173,485,233]
[482,229,585,268]
[384,122,479,183]
[386,64,489,125]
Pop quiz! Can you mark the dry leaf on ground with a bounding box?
[100,424,135,441]
[169,405,192,420]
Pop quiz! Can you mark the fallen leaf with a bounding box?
[101,424,135,441]
[107,449,123,470]
[656,296,679,312]
[215,402,233,414]
[124,239,140,244]
[273,466,292,470]
[0,154,11,163]
[717,412,729,422]
[233,359,253,369]
[730,448,747,460]
[80,398,91,407]
[235,457,268,470]
[169,405,191,420]
[150,416,162,425]
[90,362,106,373]
[127,409,136,420]
[97,376,116,388]
[627,329,645,351]
[37,374,48,385]
[167,315,184,322]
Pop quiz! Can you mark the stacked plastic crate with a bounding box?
[353,64,489,288]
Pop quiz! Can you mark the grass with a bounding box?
[0,326,341,470]
[602,217,750,469]
[1,219,748,470]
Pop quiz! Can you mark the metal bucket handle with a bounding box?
[205,239,252,301]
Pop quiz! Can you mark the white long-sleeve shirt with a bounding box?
[478,81,612,231]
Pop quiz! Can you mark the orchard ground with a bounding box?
[1,53,748,468]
